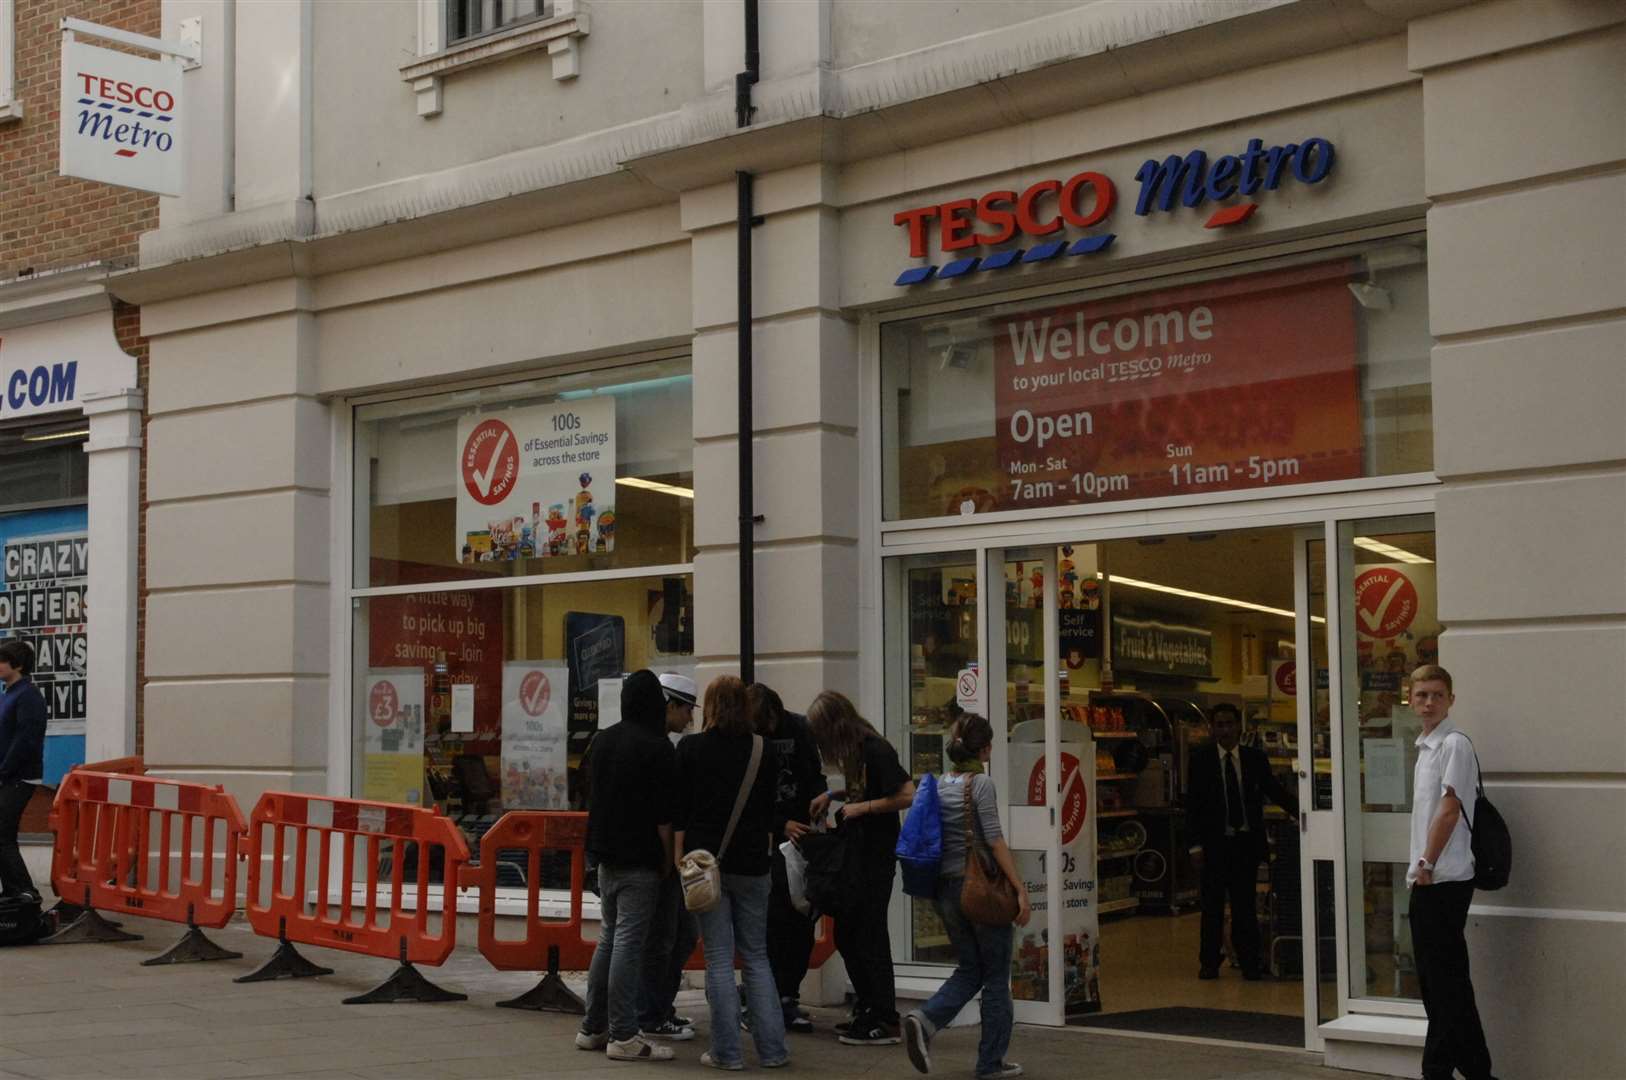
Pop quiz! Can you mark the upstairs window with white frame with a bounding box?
[0,0,21,122]
[447,0,551,45]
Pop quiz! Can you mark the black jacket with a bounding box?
[0,678,47,783]
[1186,741,1297,860]
[674,730,779,876]
[767,711,825,842]
[584,671,677,871]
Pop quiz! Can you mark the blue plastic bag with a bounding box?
[896,773,943,899]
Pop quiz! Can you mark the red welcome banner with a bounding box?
[994,261,1363,509]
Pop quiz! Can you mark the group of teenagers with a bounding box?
[577,669,1029,1078]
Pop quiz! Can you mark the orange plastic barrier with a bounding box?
[46,770,247,961]
[240,792,471,1002]
[458,810,592,1012]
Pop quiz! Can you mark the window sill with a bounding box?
[0,100,23,125]
[400,0,589,118]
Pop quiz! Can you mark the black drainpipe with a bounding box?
[736,0,761,682]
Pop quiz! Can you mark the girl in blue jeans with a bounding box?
[674,676,787,1070]
[901,714,1031,1080]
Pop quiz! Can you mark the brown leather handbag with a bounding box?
[959,776,1020,926]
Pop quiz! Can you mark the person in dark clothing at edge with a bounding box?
[808,690,916,1046]
[748,683,827,1035]
[638,673,702,1042]
[0,639,47,902]
[575,670,679,1062]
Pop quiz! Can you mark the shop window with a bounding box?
[880,238,1432,522]
[352,571,694,864]
[354,357,694,589]
[352,358,695,866]
[0,427,89,510]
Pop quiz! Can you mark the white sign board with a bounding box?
[0,312,138,422]
[955,665,980,712]
[60,39,185,196]
[362,669,425,804]
[501,661,570,809]
[454,397,617,562]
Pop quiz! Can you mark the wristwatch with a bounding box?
[1416,858,1435,872]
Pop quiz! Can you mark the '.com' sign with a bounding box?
[60,39,185,196]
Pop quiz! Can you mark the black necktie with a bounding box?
[1223,750,1244,832]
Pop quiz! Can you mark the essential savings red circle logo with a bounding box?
[518,670,551,717]
[461,419,520,506]
[368,680,399,727]
[1027,752,1087,845]
[1273,660,1297,696]
[1354,567,1418,639]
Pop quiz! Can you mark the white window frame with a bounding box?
[400,0,589,118]
[329,346,694,916]
[0,0,22,123]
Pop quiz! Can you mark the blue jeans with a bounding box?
[641,872,700,1027]
[696,872,788,1067]
[583,864,661,1042]
[911,876,1015,1076]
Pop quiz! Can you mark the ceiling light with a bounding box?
[1097,571,1325,624]
[1354,537,1432,564]
[20,428,90,442]
[616,476,694,499]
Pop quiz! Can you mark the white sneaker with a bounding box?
[700,1051,744,1071]
[576,1030,608,1051]
[977,1063,1023,1080]
[607,1036,675,1062]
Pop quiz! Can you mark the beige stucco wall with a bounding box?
[1413,4,1626,1077]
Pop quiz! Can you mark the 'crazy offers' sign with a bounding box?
[60,39,184,196]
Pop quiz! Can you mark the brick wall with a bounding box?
[1,0,160,278]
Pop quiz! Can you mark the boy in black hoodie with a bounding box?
[576,670,678,1062]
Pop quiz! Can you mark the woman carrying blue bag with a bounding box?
[900,714,1030,1080]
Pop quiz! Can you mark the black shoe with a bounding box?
[1198,966,1219,980]
[840,1019,900,1046]
[902,1014,931,1074]
[785,1014,814,1034]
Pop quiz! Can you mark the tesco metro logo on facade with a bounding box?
[59,39,185,196]
[893,136,1335,286]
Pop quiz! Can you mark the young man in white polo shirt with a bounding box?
[1407,664,1496,1080]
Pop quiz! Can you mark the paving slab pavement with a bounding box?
[0,910,1359,1080]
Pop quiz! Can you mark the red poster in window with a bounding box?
[993,261,1363,509]
[368,588,504,755]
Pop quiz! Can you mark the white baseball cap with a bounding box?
[658,672,698,707]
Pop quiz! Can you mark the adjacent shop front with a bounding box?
[852,87,1447,1058]
[0,275,144,789]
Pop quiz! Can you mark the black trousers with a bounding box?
[767,845,814,1010]
[1199,835,1261,971]
[1411,880,1494,1080]
[834,858,897,1024]
[0,780,37,898]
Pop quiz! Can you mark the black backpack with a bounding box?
[1455,734,1511,891]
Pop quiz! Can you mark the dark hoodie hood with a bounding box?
[620,669,666,733]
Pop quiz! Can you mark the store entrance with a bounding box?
[990,526,1318,1046]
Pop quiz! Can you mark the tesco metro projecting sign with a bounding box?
[59,38,184,196]
[893,136,1336,286]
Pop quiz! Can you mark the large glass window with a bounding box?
[355,357,693,588]
[881,238,1431,521]
[351,358,695,861]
